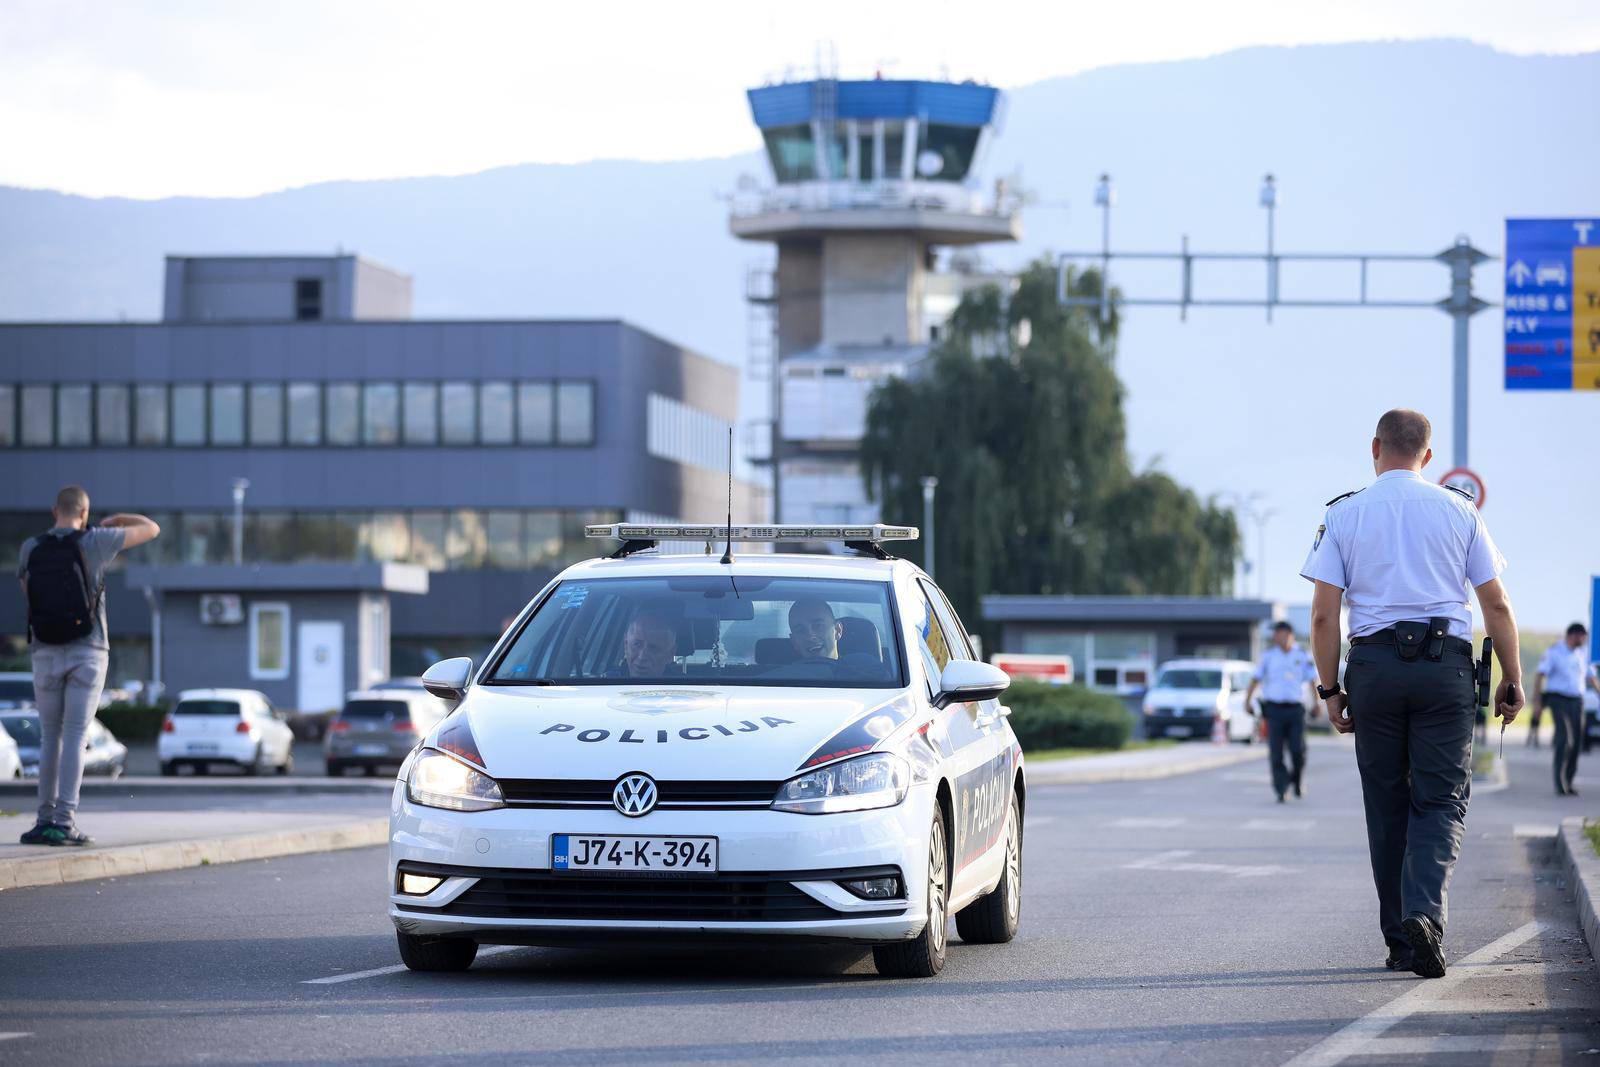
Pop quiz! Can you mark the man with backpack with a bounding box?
[16,486,159,846]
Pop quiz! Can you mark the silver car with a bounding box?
[325,690,447,776]
[0,711,127,779]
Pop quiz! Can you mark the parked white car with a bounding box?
[388,523,1023,978]
[158,689,295,775]
[1140,659,1259,742]
[0,718,21,779]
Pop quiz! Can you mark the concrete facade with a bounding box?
[163,255,413,323]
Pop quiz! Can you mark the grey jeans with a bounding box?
[30,641,109,827]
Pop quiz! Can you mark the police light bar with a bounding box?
[584,523,919,543]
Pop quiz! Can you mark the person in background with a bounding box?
[16,486,160,846]
[1532,623,1600,797]
[1243,621,1322,803]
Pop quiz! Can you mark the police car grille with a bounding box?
[498,779,782,808]
[438,872,837,922]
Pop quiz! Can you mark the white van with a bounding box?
[1140,659,1258,742]
[158,688,296,775]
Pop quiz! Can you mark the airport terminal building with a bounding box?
[0,255,756,694]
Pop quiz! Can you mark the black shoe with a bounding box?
[1384,948,1414,971]
[1402,914,1445,978]
[1292,777,1304,798]
[1276,792,1286,804]
[19,823,55,846]
[1568,787,1581,798]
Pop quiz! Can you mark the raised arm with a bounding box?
[98,513,161,550]
[1474,577,1524,724]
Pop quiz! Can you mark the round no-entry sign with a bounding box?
[1438,467,1486,509]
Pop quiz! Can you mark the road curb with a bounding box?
[1557,817,1600,963]
[0,818,387,891]
[1473,752,1509,794]
[0,777,393,797]
[1026,744,1266,785]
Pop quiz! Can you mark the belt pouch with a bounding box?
[1392,620,1428,662]
[1426,616,1450,661]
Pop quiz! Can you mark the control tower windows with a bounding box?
[915,123,981,182]
[883,124,906,181]
[762,125,817,183]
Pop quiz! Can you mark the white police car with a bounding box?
[388,524,1024,978]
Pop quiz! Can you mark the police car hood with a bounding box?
[459,684,913,780]
[1145,686,1224,707]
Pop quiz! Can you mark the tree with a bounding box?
[861,259,1239,637]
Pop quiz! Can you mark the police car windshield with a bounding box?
[487,576,904,688]
[1158,669,1223,690]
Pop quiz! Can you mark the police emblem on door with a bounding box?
[613,773,658,817]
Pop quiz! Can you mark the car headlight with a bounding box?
[405,749,504,812]
[1142,700,1155,715]
[772,752,908,815]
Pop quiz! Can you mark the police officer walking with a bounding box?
[1300,410,1524,979]
[1532,623,1600,796]
[1243,621,1321,803]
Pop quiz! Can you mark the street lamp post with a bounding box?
[230,478,250,565]
[1259,173,1278,323]
[920,476,938,579]
[1094,173,1114,324]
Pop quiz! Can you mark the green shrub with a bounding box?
[96,703,167,742]
[1003,679,1131,751]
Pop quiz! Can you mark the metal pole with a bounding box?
[142,586,162,697]
[1095,174,1113,325]
[921,476,938,579]
[1260,174,1277,324]
[1437,237,1489,471]
[230,478,249,565]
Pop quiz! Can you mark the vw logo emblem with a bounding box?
[612,773,658,817]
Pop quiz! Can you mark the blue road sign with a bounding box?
[1504,218,1600,391]
[1592,576,1599,670]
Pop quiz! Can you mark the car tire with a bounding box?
[396,931,478,972]
[873,800,949,978]
[955,792,1022,945]
[193,762,209,776]
[159,761,176,777]
[325,760,342,777]
[277,753,293,776]
[243,745,264,777]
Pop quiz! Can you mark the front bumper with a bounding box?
[1143,713,1215,738]
[157,736,257,764]
[387,782,934,946]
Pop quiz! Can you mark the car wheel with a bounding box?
[396,931,478,972]
[325,760,342,777]
[873,800,948,978]
[193,762,210,776]
[243,746,264,777]
[160,761,177,777]
[277,752,293,776]
[955,792,1022,945]
[364,764,379,778]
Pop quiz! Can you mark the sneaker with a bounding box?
[1384,948,1414,971]
[49,825,93,847]
[1402,914,1446,978]
[19,823,56,846]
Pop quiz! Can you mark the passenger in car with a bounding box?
[618,611,683,678]
[789,599,843,661]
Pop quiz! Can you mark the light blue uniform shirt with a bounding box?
[1299,469,1505,641]
[1537,642,1591,697]
[1254,644,1317,703]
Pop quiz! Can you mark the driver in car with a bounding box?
[617,610,682,678]
[789,598,842,661]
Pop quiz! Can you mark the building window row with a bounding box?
[0,380,596,449]
[646,393,734,472]
[0,508,621,573]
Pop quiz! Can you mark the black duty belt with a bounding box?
[1351,627,1472,659]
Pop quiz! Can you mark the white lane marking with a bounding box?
[1122,849,1294,878]
[1112,817,1186,829]
[1278,920,1546,1067]
[1361,1034,1567,1054]
[304,945,519,984]
[1513,824,1558,838]
[0,1033,32,1042]
[1242,818,1314,832]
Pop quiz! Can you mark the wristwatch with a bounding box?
[1316,682,1342,700]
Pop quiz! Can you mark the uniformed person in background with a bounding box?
[1532,623,1599,796]
[1243,621,1322,803]
[1300,409,1524,979]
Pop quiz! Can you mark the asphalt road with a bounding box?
[2,738,1597,1066]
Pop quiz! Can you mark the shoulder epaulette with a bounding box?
[1442,483,1474,501]
[1324,489,1360,508]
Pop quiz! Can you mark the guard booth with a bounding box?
[124,562,428,713]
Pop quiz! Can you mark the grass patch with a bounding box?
[1585,820,1600,859]
[0,809,19,819]
[1472,747,1496,778]
[1024,739,1178,763]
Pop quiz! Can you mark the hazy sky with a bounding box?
[5,0,1600,199]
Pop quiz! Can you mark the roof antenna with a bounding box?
[720,426,735,566]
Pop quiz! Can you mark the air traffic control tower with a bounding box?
[731,77,1020,525]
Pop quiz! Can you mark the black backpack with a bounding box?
[24,530,101,645]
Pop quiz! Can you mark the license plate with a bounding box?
[187,743,219,753]
[353,744,389,756]
[1164,726,1191,738]
[552,834,718,874]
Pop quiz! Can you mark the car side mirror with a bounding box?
[934,659,1011,710]
[421,657,474,705]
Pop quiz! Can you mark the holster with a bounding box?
[1392,620,1428,661]
[1426,617,1450,661]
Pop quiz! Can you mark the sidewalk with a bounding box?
[1026,740,1267,785]
[0,800,387,891]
